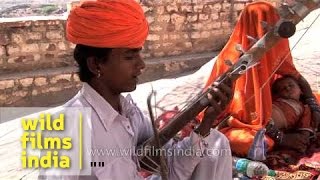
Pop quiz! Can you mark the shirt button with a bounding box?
[127,125,130,129]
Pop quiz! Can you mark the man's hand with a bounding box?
[196,80,233,136]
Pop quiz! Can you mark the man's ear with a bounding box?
[86,57,100,76]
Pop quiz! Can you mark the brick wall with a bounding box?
[0,0,253,107]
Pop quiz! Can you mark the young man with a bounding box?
[40,0,234,179]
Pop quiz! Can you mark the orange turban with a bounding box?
[66,0,149,48]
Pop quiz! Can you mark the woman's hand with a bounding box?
[311,111,320,131]
[280,132,310,153]
[196,80,233,136]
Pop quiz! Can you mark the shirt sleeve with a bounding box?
[165,129,232,180]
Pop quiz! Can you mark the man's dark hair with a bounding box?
[271,75,300,95]
[73,44,112,82]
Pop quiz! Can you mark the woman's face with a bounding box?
[276,78,302,100]
[98,48,145,94]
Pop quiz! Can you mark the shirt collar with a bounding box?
[80,83,136,130]
[80,82,120,130]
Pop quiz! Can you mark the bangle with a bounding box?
[305,97,319,105]
[266,121,283,144]
[309,104,320,112]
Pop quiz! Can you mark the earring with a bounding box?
[97,71,101,78]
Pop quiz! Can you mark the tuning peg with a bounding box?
[260,21,270,31]
[224,59,233,67]
[246,35,258,47]
[235,44,245,54]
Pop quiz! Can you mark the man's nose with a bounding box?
[137,55,145,70]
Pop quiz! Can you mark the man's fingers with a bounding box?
[207,94,222,113]
[213,81,232,99]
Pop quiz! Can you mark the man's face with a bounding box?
[277,78,301,100]
[99,48,145,93]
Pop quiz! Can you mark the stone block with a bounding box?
[166,5,178,13]
[162,34,169,41]
[13,90,28,98]
[0,93,5,101]
[0,33,10,45]
[187,14,198,22]
[58,42,67,51]
[0,46,6,57]
[68,42,76,49]
[0,57,4,65]
[148,44,161,50]
[171,13,185,24]
[147,34,160,41]
[167,50,182,56]
[19,78,33,87]
[40,43,50,51]
[34,54,41,61]
[7,45,20,55]
[157,15,170,23]
[211,22,221,29]
[180,5,193,13]
[219,12,230,21]
[11,33,24,44]
[169,34,180,40]
[193,5,203,12]
[21,44,40,53]
[191,32,201,39]
[155,6,165,14]
[146,16,155,24]
[162,42,174,47]
[192,23,203,30]
[200,31,211,38]
[154,52,165,57]
[150,25,163,32]
[34,77,47,86]
[185,42,193,48]
[211,13,219,20]
[222,22,231,28]
[32,26,47,32]
[0,80,14,90]
[142,6,153,13]
[199,14,210,21]
[212,4,222,12]
[50,74,72,84]
[32,89,38,96]
[26,32,43,41]
[46,31,63,40]
[234,3,245,11]
[222,3,231,11]
[73,74,80,82]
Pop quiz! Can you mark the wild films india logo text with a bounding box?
[20,112,83,169]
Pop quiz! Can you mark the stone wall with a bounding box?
[0,0,253,107]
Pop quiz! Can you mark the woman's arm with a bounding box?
[297,75,320,131]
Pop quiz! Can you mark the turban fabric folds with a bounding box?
[66,0,149,48]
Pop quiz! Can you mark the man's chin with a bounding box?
[123,85,137,92]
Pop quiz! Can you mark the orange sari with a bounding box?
[204,1,301,156]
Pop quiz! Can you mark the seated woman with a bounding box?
[203,1,320,157]
[267,75,314,153]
